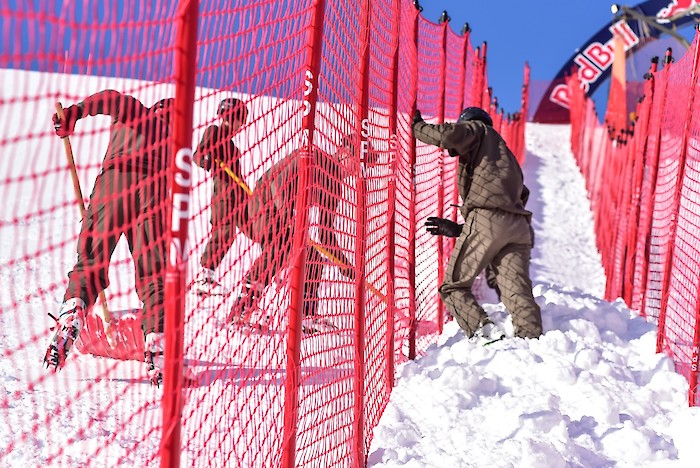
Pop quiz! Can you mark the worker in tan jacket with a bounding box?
[412,106,542,340]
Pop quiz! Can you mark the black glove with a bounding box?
[425,217,462,237]
[412,109,423,126]
[52,104,83,138]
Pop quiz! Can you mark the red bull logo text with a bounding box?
[656,0,700,23]
[549,20,639,109]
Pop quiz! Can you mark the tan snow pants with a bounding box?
[439,208,542,339]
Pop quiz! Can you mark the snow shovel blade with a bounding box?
[74,309,145,361]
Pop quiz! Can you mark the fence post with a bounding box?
[452,24,469,218]
[471,46,481,109]
[407,0,421,361]
[162,1,198,467]
[638,56,668,316]
[435,14,449,334]
[281,0,326,466]
[438,25,469,305]
[475,43,489,109]
[518,63,530,161]
[352,0,374,464]
[630,57,659,310]
[385,0,402,391]
[654,47,684,351]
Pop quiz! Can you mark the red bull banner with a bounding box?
[533,0,700,123]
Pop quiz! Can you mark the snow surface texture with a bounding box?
[367,124,700,468]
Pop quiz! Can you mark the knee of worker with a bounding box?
[141,303,165,335]
[438,279,475,297]
[494,272,536,312]
[66,267,109,304]
[137,275,165,336]
[135,275,164,311]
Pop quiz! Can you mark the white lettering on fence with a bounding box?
[174,147,192,188]
[169,147,192,268]
[303,69,313,117]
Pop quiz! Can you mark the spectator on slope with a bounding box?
[426,184,534,301]
[46,90,194,386]
[413,106,542,340]
[230,138,356,331]
[191,98,249,296]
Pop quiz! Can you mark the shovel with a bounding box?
[56,102,145,361]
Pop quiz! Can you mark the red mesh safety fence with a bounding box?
[631,60,663,311]
[391,1,420,366]
[0,0,529,466]
[655,40,700,401]
[413,16,446,350]
[441,27,469,301]
[1,1,181,467]
[502,64,529,165]
[567,29,700,406]
[183,2,318,467]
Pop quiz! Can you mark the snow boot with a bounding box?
[193,268,227,296]
[44,298,87,370]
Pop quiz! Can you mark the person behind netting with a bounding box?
[426,184,534,301]
[412,106,542,340]
[230,138,356,328]
[46,90,194,386]
[191,98,249,296]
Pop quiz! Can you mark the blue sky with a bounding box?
[4,0,697,119]
[418,0,697,115]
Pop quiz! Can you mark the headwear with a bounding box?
[152,98,175,112]
[458,106,493,127]
[218,97,248,122]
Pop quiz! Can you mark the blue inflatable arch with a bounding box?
[533,0,700,123]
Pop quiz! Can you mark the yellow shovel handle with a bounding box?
[56,102,112,324]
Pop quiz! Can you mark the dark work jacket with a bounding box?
[194,124,247,225]
[244,148,348,263]
[413,119,531,221]
[76,90,170,174]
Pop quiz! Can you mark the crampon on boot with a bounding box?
[44,298,87,370]
[144,332,198,387]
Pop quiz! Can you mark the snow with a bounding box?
[2,67,700,467]
[366,124,700,467]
